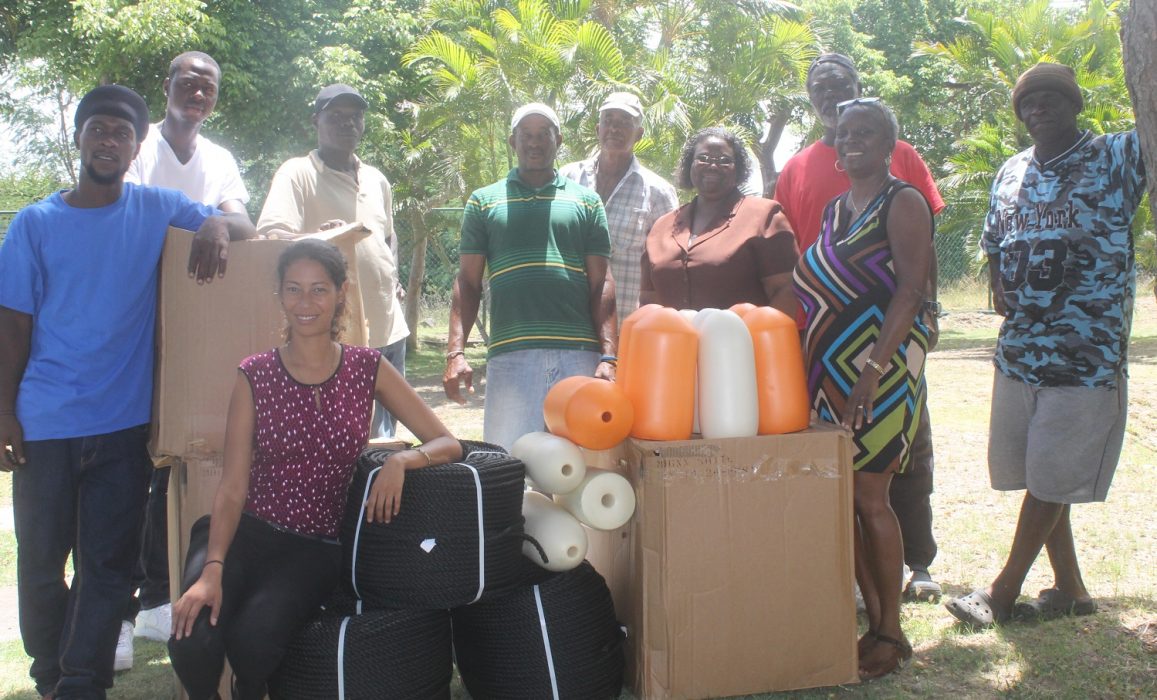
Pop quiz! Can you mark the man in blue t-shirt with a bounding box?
[0,85,254,700]
[945,64,1146,629]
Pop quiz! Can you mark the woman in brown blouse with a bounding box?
[639,127,798,313]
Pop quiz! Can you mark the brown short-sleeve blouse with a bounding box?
[640,195,798,310]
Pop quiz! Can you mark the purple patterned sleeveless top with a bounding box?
[240,344,379,539]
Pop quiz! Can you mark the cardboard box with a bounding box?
[152,224,371,457]
[598,426,857,699]
[579,444,635,630]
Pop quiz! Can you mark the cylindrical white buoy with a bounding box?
[554,469,636,531]
[522,491,588,571]
[697,309,759,439]
[510,432,587,495]
[686,308,716,435]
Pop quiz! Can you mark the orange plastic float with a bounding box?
[744,306,810,434]
[728,302,757,318]
[543,376,634,451]
[617,304,661,383]
[619,307,698,441]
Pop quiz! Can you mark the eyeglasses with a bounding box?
[836,96,881,115]
[694,154,735,167]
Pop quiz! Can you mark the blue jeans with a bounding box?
[482,348,599,450]
[14,424,152,699]
[371,338,408,439]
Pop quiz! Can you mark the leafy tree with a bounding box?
[916,0,1140,279]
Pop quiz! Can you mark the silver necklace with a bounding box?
[847,176,891,214]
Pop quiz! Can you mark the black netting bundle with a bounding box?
[267,606,452,700]
[452,561,625,700]
[341,441,527,608]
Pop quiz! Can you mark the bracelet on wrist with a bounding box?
[599,354,618,367]
[203,559,224,570]
[864,358,887,376]
[445,350,465,361]
[413,446,433,467]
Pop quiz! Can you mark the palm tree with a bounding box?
[403,0,627,197]
[916,0,1140,278]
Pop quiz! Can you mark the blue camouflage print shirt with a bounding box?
[982,130,1147,388]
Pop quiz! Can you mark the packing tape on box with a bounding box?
[642,442,843,481]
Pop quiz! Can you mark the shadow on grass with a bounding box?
[0,640,174,700]
[1127,335,1157,365]
[933,333,997,354]
[916,594,1157,699]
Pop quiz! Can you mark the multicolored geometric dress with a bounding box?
[793,179,931,473]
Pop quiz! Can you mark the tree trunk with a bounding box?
[759,111,790,198]
[1123,2,1157,205]
[404,210,428,354]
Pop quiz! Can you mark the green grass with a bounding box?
[0,638,174,700]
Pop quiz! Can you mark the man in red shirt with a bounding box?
[775,53,945,601]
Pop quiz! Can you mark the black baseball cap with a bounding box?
[313,84,369,113]
[74,85,150,140]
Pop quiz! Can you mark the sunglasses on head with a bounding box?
[836,96,881,115]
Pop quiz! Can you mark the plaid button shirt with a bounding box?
[560,154,679,326]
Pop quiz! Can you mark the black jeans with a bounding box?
[168,514,341,700]
[891,403,938,571]
[15,424,152,699]
[125,465,171,622]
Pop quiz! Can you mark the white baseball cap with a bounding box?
[599,92,644,120]
[511,102,560,132]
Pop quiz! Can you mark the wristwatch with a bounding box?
[923,300,942,318]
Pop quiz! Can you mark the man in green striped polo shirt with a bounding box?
[443,102,617,450]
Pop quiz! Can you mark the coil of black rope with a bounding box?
[341,440,529,608]
[267,605,452,700]
[451,560,625,700]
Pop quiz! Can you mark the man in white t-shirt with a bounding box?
[126,51,250,214]
[120,51,250,670]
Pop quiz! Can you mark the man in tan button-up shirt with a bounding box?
[257,84,409,437]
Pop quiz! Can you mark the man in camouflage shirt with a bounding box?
[946,63,1146,627]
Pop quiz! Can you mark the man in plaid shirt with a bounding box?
[561,92,678,326]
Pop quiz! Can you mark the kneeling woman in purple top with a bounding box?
[168,239,462,700]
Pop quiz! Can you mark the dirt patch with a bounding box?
[1125,618,1157,653]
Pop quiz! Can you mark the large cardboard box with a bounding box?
[152,224,371,457]
[594,426,857,699]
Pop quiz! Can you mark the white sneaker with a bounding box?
[135,603,172,642]
[114,621,134,671]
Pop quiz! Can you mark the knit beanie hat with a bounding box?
[1012,63,1083,120]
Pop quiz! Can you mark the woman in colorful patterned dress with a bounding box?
[168,240,461,700]
[793,99,934,680]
